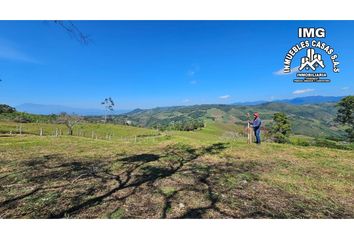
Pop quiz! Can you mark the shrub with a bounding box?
[291,137,310,146]
[272,132,289,143]
[270,112,292,143]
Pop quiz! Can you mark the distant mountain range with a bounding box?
[15,96,344,116]
[16,103,130,116]
[233,96,343,106]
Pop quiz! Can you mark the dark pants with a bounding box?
[254,128,261,144]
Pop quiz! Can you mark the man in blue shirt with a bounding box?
[249,112,262,144]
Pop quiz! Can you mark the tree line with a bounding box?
[152,119,205,131]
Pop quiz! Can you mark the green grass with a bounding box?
[166,121,244,145]
[108,208,125,219]
[0,121,353,218]
[0,121,159,136]
[290,135,354,150]
[0,121,160,141]
[160,187,177,197]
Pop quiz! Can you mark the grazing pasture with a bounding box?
[0,121,353,218]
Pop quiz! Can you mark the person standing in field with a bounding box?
[249,112,262,144]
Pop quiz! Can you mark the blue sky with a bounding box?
[0,20,353,109]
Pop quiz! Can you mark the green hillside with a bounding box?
[112,102,345,139]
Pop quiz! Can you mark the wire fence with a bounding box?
[0,124,166,143]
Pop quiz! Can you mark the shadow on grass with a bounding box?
[0,142,351,219]
[0,143,228,217]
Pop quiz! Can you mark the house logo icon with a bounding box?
[299,48,325,71]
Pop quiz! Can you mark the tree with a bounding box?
[57,113,82,136]
[271,112,291,143]
[53,21,91,45]
[0,104,16,114]
[101,97,115,123]
[335,96,354,142]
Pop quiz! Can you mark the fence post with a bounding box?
[55,128,59,137]
[40,128,43,136]
[92,131,94,139]
[134,135,137,143]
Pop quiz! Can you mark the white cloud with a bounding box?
[0,39,39,64]
[183,99,190,103]
[292,88,315,95]
[219,95,231,99]
[341,87,349,90]
[274,66,299,75]
[189,80,197,84]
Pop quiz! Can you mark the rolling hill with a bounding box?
[113,101,345,139]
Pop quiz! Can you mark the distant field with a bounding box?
[0,121,353,218]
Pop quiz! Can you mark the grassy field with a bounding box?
[0,121,353,218]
